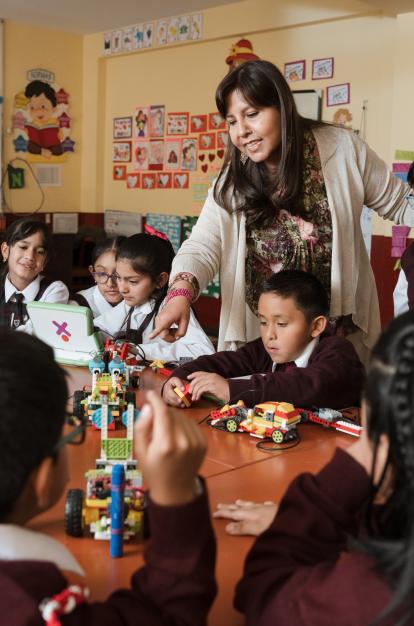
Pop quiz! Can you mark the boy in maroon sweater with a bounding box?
[0,331,216,626]
[163,270,364,410]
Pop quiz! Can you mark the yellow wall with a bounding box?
[3,21,83,212]
[3,1,414,240]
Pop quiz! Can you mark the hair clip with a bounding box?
[144,223,168,241]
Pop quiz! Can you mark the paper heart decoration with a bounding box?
[175,173,188,187]
[202,135,212,148]
[143,176,154,188]
[127,175,138,188]
[208,153,215,162]
[217,149,224,159]
[199,154,205,162]
[159,174,169,187]
[201,164,208,173]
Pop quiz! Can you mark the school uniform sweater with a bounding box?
[0,489,216,626]
[235,448,394,626]
[171,331,364,408]
[94,299,215,361]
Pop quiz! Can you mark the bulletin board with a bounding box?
[292,89,322,121]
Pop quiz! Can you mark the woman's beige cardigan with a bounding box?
[172,126,414,362]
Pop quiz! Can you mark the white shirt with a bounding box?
[76,285,116,317]
[272,337,319,372]
[0,524,84,576]
[393,269,409,317]
[4,273,69,333]
[95,299,215,361]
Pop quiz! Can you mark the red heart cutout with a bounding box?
[217,149,224,159]
[208,153,215,162]
[199,154,205,161]
[201,164,208,173]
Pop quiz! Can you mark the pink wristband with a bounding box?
[165,288,193,306]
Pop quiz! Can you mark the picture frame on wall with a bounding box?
[113,116,133,139]
[312,57,334,80]
[112,141,131,162]
[284,60,306,82]
[326,83,350,107]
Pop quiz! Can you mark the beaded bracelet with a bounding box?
[170,272,200,300]
[164,287,193,306]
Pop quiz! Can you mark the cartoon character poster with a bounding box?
[12,68,75,162]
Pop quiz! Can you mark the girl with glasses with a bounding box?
[94,233,214,361]
[73,236,126,317]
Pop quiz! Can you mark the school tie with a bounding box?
[277,361,297,372]
[11,292,25,329]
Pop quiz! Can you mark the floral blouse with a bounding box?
[245,130,332,315]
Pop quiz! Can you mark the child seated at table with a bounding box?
[0,217,68,331]
[94,232,214,361]
[230,310,414,626]
[0,330,216,625]
[72,236,125,316]
[163,269,364,409]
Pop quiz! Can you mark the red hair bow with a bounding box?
[144,223,169,240]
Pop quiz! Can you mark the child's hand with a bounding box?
[134,391,206,506]
[187,372,230,402]
[162,376,189,406]
[213,499,278,536]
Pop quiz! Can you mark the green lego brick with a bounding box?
[101,439,132,460]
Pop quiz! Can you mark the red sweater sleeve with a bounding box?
[64,487,217,626]
[235,449,375,626]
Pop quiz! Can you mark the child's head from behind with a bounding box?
[259,270,328,363]
[115,233,174,307]
[89,236,126,305]
[1,217,52,290]
[0,331,68,524]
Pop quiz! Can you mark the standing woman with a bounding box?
[151,60,414,362]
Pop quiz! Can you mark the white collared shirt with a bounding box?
[272,336,319,372]
[95,299,215,361]
[76,285,117,318]
[393,269,409,317]
[4,273,69,333]
[0,524,84,576]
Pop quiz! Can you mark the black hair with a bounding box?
[261,270,329,322]
[0,331,67,520]
[407,161,414,189]
[1,217,52,280]
[116,232,175,317]
[358,311,414,626]
[91,236,126,267]
[214,59,326,228]
[24,80,57,107]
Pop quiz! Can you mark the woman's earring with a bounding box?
[240,151,248,165]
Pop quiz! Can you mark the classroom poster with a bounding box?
[146,213,182,252]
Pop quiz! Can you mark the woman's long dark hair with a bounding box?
[214,59,325,228]
[362,311,414,625]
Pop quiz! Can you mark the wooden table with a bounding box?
[31,365,352,625]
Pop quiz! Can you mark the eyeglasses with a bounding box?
[54,413,87,452]
[91,271,118,285]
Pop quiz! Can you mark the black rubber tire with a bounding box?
[125,391,136,407]
[73,390,87,420]
[64,489,84,537]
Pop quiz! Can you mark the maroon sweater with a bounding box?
[235,449,393,626]
[171,333,364,408]
[0,490,216,626]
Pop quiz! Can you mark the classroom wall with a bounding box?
[3,21,83,213]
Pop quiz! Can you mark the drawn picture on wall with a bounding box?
[284,60,306,82]
[181,138,197,171]
[312,57,334,80]
[327,83,350,107]
[12,68,75,162]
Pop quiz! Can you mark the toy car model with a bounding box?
[209,400,249,431]
[299,406,362,437]
[65,402,147,541]
[238,401,301,443]
[73,351,138,430]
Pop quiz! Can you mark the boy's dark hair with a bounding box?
[24,80,57,107]
[407,161,414,189]
[91,236,126,267]
[261,270,329,322]
[0,331,67,520]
